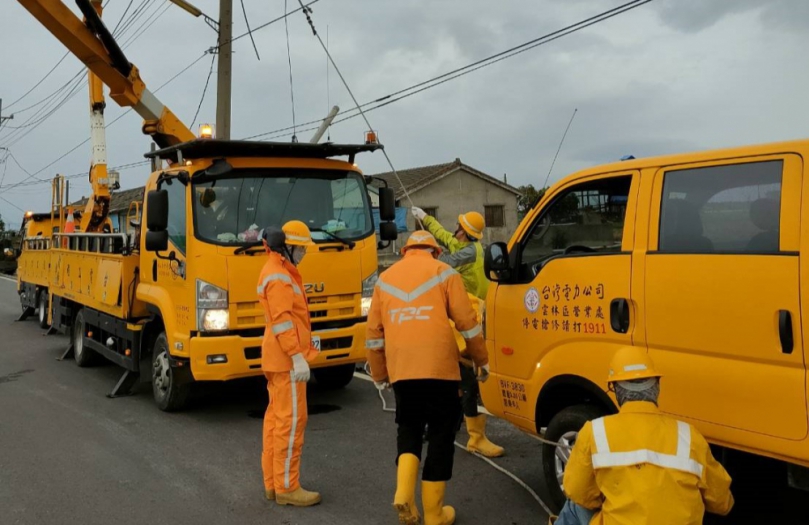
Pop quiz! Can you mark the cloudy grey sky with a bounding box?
[1,0,808,228]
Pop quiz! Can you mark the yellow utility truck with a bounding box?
[482,139,809,510]
[15,0,398,411]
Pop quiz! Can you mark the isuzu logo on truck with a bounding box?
[305,283,325,294]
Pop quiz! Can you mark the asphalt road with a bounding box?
[0,275,806,524]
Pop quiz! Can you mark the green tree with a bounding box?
[0,214,5,232]
[517,184,546,218]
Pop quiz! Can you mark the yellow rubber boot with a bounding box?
[466,415,505,458]
[422,481,455,525]
[393,453,421,524]
[265,489,276,501]
[275,486,322,507]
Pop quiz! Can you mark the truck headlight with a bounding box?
[361,297,373,317]
[201,308,229,331]
[361,271,378,317]
[197,280,229,331]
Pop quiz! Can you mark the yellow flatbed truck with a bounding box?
[15,0,398,410]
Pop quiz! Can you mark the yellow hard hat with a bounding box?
[282,220,314,246]
[458,211,485,240]
[401,230,443,256]
[607,346,662,383]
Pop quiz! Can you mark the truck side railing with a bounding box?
[24,237,52,251]
[53,232,130,255]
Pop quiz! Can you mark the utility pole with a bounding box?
[216,0,233,140]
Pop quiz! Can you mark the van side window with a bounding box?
[521,176,631,272]
[165,180,187,255]
[659,160,782,254]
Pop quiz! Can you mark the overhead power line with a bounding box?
[2,51,210,192]
[244,0,654,141]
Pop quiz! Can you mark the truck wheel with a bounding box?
[541,404,606,513]
[151,332,191,412]
[312,364,355,389]
[73,310,99,367]
[37,291,50,329]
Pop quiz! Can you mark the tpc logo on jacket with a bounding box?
[388,306,434,324]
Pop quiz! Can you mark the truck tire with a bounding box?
[37,290,50,329]
[73,309,99,367]
[151,332,191,412]
[312,364,355,390]
[541,404,606,513]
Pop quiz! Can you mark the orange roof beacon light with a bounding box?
[365,130,378,145]
[199,123,215,139]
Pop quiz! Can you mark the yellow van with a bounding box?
[481,139,809,510]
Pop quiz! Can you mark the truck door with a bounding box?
[644,156,806,440]
[492,172,639,418]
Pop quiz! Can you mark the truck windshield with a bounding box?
[192,169,373,245]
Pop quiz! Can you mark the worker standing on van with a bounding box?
[366,231,490,525]
[257,221,320,507]
[553,346,734,525]
[411,207,503,458]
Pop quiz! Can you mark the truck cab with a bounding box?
[482,139,809,511]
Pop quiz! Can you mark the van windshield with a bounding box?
[192,169,373,245]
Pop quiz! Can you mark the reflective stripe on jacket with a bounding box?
[365,249,488,383]
[423,215,488,300]
[563,401,734,525]
[257,251,316,372]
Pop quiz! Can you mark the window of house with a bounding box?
[165,179,187,255]
[659,160,782,254]
[485,205,505,227]
[521,176,631,270]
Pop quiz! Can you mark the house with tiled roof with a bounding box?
[371,158,521,262]
[72,186,144,233]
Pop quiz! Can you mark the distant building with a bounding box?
[371,158,521,264]
[72,187,143,233]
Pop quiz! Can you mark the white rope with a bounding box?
[455,441,553,516]
[295,2,415,208]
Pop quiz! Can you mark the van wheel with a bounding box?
[151,332,191,412]
[312,364,355,389]
[73,310,98,367]
[542,404,606,513]
[37,291,50,329]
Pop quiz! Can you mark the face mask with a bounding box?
[291,246,307,265]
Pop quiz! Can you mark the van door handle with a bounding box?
[610,298,630,334]
[779,310,794,355]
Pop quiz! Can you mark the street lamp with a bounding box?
[168,0,219,31]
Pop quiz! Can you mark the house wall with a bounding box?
[379,168,519,267]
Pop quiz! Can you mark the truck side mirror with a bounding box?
[147,189,168,232]
[379,221,398,242]
[484,242,511,282]
[145,230,168,252]
[379,187,395,222]
[145,189,168,253]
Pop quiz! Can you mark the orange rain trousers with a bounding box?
[262,371,308,494]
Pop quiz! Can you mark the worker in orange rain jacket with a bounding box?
[257,220,320,507]
[366,231,490,525]
[551,346,734,525]
[412,207,503,458]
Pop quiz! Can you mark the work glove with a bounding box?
[374,378,391,390]
[411,207,427,221]
[291,353,311,383]
[477,364,490,383]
